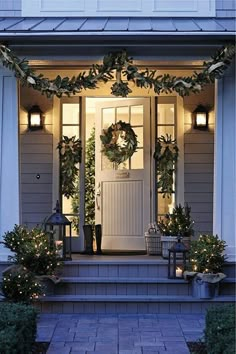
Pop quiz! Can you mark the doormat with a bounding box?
[95,250,147,256]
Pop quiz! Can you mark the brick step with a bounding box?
[35,295,235,314]
[54,277,190,296]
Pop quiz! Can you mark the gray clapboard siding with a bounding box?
[21,153,52,164]
[21,173,52,184]
[185,183,213,193]
[191,212,213,223]
[23,203,52,213]
[21,183,52,194]
[21,144,53,154]
[185,144,214,154]
[184,133,214,144]
[0,0,21,16]
[21,163,52,174]
[185,154,214,164]
[188,202,213,213]
[185,163,214,174]
[21,213,50,224]
[185,193,213,203]
[21,193,52,204]
[185,173,213,183]
[216,0,236,17]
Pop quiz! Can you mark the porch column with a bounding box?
[214,60,236,261]
[0,66,19,261]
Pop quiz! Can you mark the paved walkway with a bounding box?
[37,313,205,354]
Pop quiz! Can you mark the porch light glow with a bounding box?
[193,105,209,130]
[28,105,43,130]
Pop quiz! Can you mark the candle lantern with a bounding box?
[44,200,72,260]
[168,236,189,279]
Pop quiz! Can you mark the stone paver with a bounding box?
[36,314,205,353]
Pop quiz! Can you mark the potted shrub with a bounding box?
[157,203,194,258]
[184,234,227,299]
[1,225,62,301]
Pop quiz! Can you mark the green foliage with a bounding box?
[205,304,235,354]
[0,302,38,354]
[0,43,235,98]
[1,225,61,302]
[153,134,179,198]
[157,204,194,236]
[100,120,138,165]
[71,127,95,230]
[189,234,227,273]
[57,135,82,198]
[3,225,61,275]
[1,266,43,303]
[85,127,95,225]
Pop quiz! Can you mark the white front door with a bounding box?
[95,98,150,250]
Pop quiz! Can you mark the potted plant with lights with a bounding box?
[184,234,227,299]
[157,203,194,258]
[0,225,62,302]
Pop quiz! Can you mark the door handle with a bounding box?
[96,183,101,210]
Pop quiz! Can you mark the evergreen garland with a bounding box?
[0,43,235,98]
[153,134,179,198]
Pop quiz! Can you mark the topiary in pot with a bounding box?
[184,234,227,298]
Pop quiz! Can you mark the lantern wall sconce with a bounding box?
[192,105,209,130]
[28,105,43,130]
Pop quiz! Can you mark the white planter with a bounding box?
[161,236,190,259]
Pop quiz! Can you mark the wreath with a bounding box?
[100,120,138,165]
[153,134,179,198]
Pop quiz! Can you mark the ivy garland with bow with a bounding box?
[153,134,179,198]
[0,43,235,98]
[100,121,138,165]
[57,136,82,198]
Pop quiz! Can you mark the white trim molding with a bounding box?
[214,61,236,261]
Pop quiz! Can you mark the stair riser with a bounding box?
[35,300,235,315]
[61,264,169,278]
[54,282,191,296]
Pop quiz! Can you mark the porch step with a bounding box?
[35,295,235,314]
[55,277,191,296]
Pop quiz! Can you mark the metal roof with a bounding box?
[0,17,235,34]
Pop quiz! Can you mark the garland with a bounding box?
[153,134,179,198]
[0,43,235,98]
[100,121,138,165]
[57,136,82,198]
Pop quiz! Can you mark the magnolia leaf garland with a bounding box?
[153,134,179,198]
[0,43,235,98]
[57,136,82,198]
[100,121,138,165]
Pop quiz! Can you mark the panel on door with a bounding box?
[95,98,150,250]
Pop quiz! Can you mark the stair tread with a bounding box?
[40,294,235,302]
[59,277,188,284]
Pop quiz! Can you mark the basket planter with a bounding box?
[161,236,190,258]
[145,233,162,255]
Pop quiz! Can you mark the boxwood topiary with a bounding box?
[0,302,38,354]
[205,304,235,354]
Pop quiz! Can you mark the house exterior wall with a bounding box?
[1,0,235,18]
[19,86,53,228]
[184,84,215,236]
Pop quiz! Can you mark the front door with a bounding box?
[95,98,150,250]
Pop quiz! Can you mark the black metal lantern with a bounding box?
[168,236,189,279]
[192,105,209,130]
[44,200,72,260]
[28,105,43,130]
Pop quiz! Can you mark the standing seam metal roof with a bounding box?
[0,17,235,33]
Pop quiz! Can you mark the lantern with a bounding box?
[168,236,189,279]
[192,105,209,130]
[28,105,43,130]
[44,200,72,260]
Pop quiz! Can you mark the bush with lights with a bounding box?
[157,204,194,237]
[188,234,227,274]
[1,225,62,302]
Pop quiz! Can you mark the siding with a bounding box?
[0,0,21,16]
[20,86,53,228]
[216,0,236,17]
[183,84,215,237]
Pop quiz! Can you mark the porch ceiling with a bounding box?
[0,17,235,60]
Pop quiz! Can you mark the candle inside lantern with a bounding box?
[176,267,182,278]
[55,240,63,257]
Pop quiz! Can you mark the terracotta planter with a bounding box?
[161,236,191,259]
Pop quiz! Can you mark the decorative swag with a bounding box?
[0,43,235,98]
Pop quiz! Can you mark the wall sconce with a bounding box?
[193,105,209,130]
[28,105,43,130]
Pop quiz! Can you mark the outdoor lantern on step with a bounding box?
[168,236,189,279]
[44,200,72,260]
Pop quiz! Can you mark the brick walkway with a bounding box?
[37,313,205,354]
